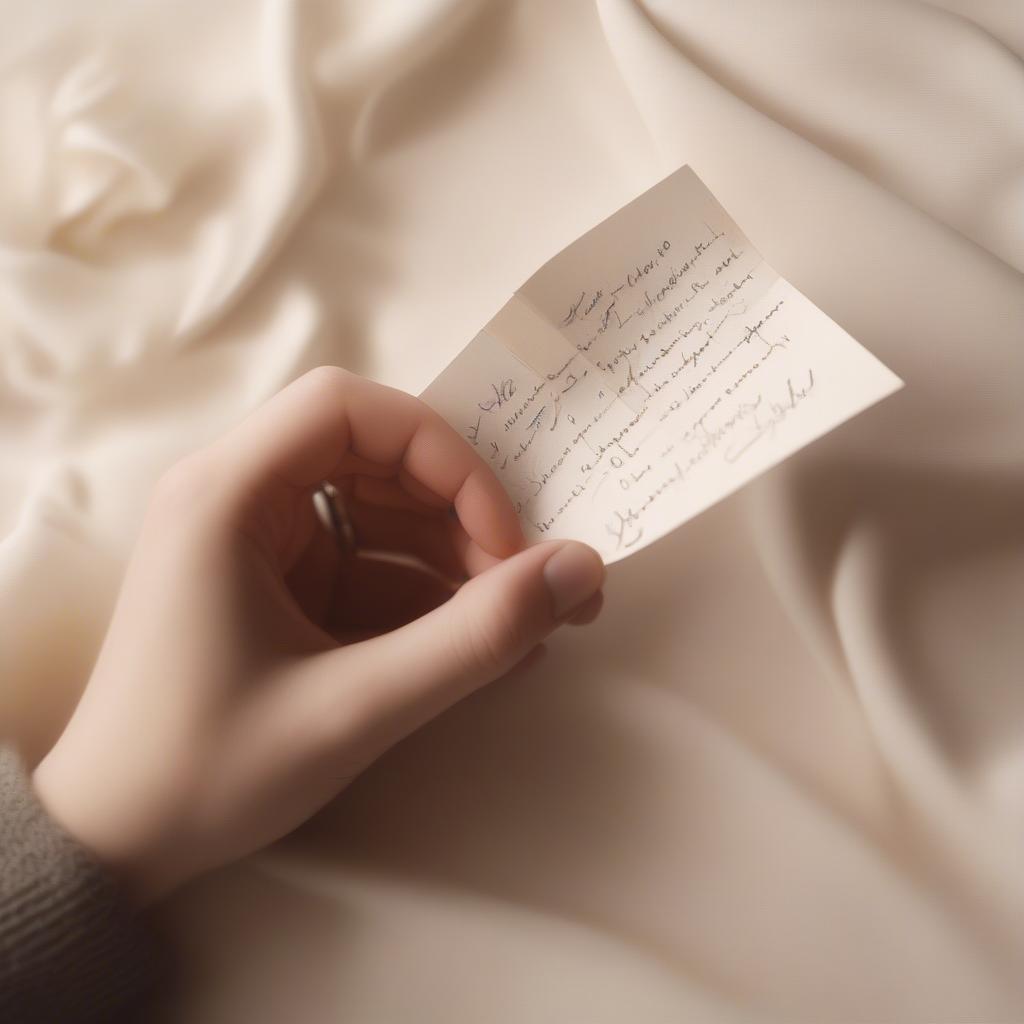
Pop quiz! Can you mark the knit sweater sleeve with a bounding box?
[0,745,165,1023]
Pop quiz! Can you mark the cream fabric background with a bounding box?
[1,1,1022,1020]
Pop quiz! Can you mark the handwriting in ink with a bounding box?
[478,378,517,412]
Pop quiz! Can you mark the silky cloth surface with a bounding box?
[0,1,1021,1020]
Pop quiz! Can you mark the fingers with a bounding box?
[210,366,524,559]
[294,540,605,756]
[340,474,443,516]
[567,590,604,625]
[449,528,502,577]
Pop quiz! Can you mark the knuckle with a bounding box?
[298,365,352,397]
[153,453,215,508]
[452,593,524,677]
[150,451,226,526]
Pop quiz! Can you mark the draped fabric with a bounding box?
[1,1,1021,1020]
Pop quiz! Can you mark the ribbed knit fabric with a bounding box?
[0,746,164,1023]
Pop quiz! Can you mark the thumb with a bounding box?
[305,540,605,751]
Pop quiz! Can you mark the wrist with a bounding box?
[31,745,170,908]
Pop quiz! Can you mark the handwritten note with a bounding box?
[421,166,902,562]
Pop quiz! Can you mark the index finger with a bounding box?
[211,366,525,559]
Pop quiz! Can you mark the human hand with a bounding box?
[32,367,605,904]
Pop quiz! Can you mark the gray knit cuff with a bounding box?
[0,745,165,1023]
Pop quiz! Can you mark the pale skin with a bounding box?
[32,366,605,905]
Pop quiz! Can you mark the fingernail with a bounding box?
[543,542,605,619]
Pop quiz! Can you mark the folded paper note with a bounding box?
[421,166,902,562]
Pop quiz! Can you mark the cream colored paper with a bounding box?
[421,166,902,562]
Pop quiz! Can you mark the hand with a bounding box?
[32,367,605,904]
